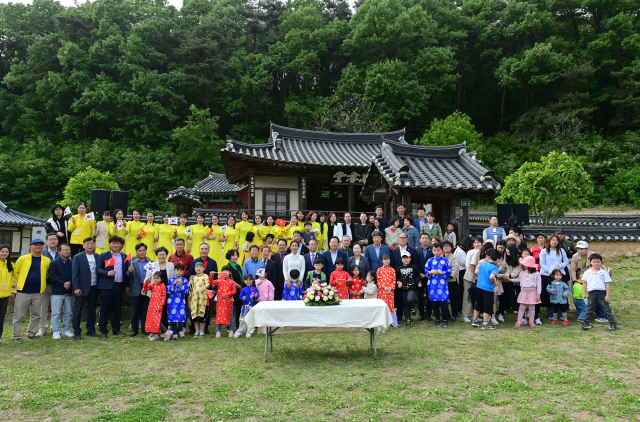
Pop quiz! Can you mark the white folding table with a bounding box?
[244,299,393,361]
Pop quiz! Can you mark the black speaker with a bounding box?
[497,203,512,227]
[111,191,129,215]
[514,203,530,226]
[90,190,110,217]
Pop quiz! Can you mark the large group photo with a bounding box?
[2,0,640,420]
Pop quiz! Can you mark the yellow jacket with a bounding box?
[14,253,51,294]
[0,260,14,298]
[68,214,95,245]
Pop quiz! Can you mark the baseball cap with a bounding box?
[401,251,411,258]
[30,238,45,245]
[576,241,588,249]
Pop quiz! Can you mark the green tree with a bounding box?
[62,166,120,209]
[419,111,482,149]
[496,152,593,225]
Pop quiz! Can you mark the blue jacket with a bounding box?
[96,251,130,290]
[72,252,95,297]
[49,257,73,295]
[242,257,265,278]
[415,246,434,277]
[321,249,348,278]
[364,244,391,272]
[402,226,421,249]
[483,226,506,243]
[546,281,570,304]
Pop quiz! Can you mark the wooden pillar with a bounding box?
[443,200,451,234]
[348,184,355,213]
[461,201,470,240]
[449,197,456,235]
[383,185,390,219]
[436,200,446,237]
[403,191,412,216]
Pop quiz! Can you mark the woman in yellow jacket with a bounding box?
[306,211,325,251]
[172,214,191,249]
[0,244,14,338]
[205,215,223,262]
[236,211,254,263]
[124,210,144,254]
[139,211,159,260]
[68,202,94,256]
[220,215,237,266]
[295,210,306,231]
[252,214,264,247]
[257,215,276,243]
[156,213,175,253]
[189,213,208,255]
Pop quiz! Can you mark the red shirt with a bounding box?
[168,252,194,277]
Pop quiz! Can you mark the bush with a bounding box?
[62,167,120,210]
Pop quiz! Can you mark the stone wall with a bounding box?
[583,241,640,260]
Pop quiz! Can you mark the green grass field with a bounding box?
[2,257,640,422]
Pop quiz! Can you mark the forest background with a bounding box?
[1,0,639,215]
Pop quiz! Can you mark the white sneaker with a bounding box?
[52,331,61,340]
[535,318,542,325]
[512,311,518,314]
[462,317,472,323]
[172,334,178,340]
[37,327,47,337]
[246,332,252,338]
[521,318,528,325]
[491,316,500,325]
[498,314,504,322]
[193,332,199,339]
[62,330,74,338]
[163,330,173,341]
[178,331,185,339]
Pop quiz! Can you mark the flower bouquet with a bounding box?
[303,281,341,306]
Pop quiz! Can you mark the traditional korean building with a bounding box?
[167,173,247,217]
[169,123,500,238]
[0,201,46,257]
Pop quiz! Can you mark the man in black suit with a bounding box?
[415,233,434,321]
[390,232,420,320]
[341,212,356,243]
[322,237,347,278]
[71,237,100,339]
[260,246,277,286]
[304,239,321,276]
[189,243,218,334]
[286,231,309,255]
[96,236,130,339]
[270,239,288,300]
[340,235,354,259]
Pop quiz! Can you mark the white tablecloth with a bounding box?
[244,299,392,335]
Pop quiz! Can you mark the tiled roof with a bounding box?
[469,224,640,242]
[0,201,45,226]
[166,185,202,205]
[221,123,407,168]
[194,172,247,195]
[363,141,500,195]
[192,208,240,217]
[466,212,639,227]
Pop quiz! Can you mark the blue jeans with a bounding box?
[216,305,235,332]
[573,297,606,320]
[51,295,72,333]
[170,322,184,333]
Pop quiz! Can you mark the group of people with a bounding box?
[0,203,617,343]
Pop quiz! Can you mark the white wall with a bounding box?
[254,189,263,211]
[290,191,299,211]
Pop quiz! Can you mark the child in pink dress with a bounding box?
[515,256,541,328]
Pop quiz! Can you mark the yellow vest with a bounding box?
[14,253,51,294]
[0,260,14,298]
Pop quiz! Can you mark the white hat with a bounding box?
[401,251,411,258]
[576,241,589,249]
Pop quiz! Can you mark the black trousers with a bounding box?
[0,296,8,339]
[457,270,465,315]
[416,280,433,317]
[70,244,84,258]
[446,281,459,318]
[395,288,404,319]
[130,294,149,334]
[99,283,125,334]
[498,281,518,315]
[432,300,448,320]
[73,286,99,336]
[584,291,616,324]
[400,290,416,321]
